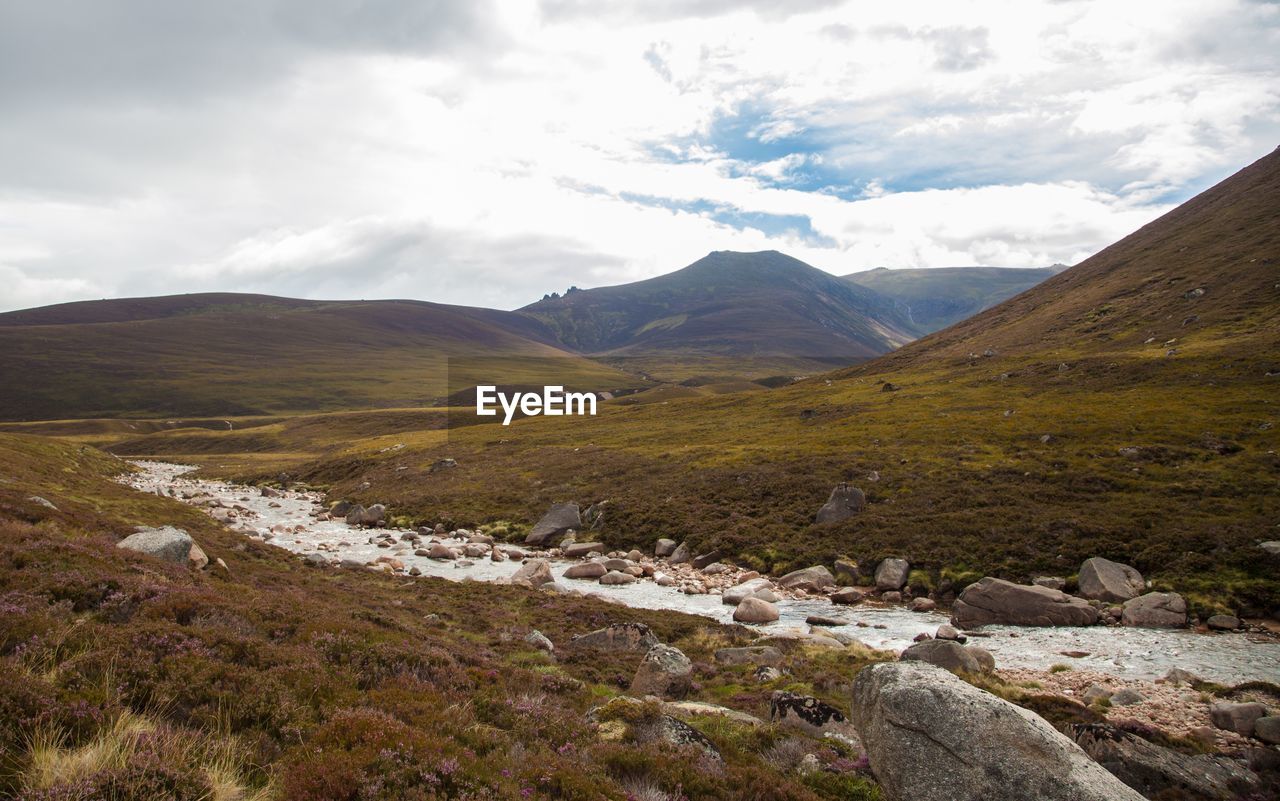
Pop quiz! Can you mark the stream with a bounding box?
[123,460,1280,685]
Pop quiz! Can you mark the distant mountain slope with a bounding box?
[843,266,1058,333]
[520,250,917,379]
[0,294,633,420]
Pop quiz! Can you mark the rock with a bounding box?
[833,558,860,586]
[909,597,936,612]
[28,495,57,510]
[1070,722,1261,801]
[654,573,674,587]
[755,666,782,682]
[117,526,207,569]
[1209,701,1268,736]
[304,552,328,567]
[1206,614,1241,631]
[733,596,780,623]
[668,542,691,564]
[260,486,282,498]
[626,549,644,562]
[561,541,605,558]
[654,538,677,557]
[662,701,764,728]
[1255,716,1280,744]
[524,630,554,652]
[713,646,783,667]
[1032,576,1067,591]
[1260,541,1280,557]
[463,544,489,558]
[796,753,821,776]
[1162,667,1203,686]
[952,577,1099,628]
[966,647,996,673]
[722,578,773,605]
[881,590,902,603]
[599,570,637,585]
[1121,592,1187,628]
[1078,557,1145,603]
[490,548,508,563]
[563,562,608,580]
[851,662,1146,801]
[770,691,860,745]
[874,558,909,591]
[900,639,981,673]
[831,587,864,605]
[805,614,846,627]
[511,559,555,587]
[524,502,581,546]
[427,543,458,560]
[777,565,836,592]
[1083,685,1112,704]
[429,457,457,471]
[934,624,963,642]
[571,623,658,652]
[630,644,693,698]
[691,550,722,570]
[701,562,731,575]
[1110,688,1144,706]
[815,483,866,524]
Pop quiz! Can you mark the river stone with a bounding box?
[1071,722,1262,800]
[713,646,783,667]
[654,538,677,557]
[563,562,608,580]
[851,662,1146,801]
[952,577,1099,627]
[571,623,658,652]
[117,526,207,569]
[1078,557,1145,603]
[602,558,633,572]
[833,558,860,585]
[722,578,773,605]
[831,587,864,605]
[1121,592,1187,628]
[1255,716,1280,745]
[935,624,963,642]
[691,549,723,569]
[777,565,836,592]
[900,639,981,673]
[733,596,780,623]
[562,541,604,558]
[909,597,936,612]
[1033,576,1067,591]
[874,558,909,591]
[1206,614,1240,631]
[770,691,860,745]
[511,559,555,587]
[427,543,458,560]
[524,502,581,546]
[630,644,693,698]
[599,570,637,585]
[1209,701,1268,736]
[815,484,866,524]
[668,542,691,564]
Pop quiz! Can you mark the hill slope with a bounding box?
[0,294,635,420]
[520,250,917,379]
[844,266,1058,333]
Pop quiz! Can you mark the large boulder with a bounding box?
[770,691,860,744]
[850,662,1146,801]
[117,526,207,569]
[524,503,581,546]
[691,550,723,570]
[630,644,693,698]
[654,538,678,557]
[1070,723,1261,800]
[571,623,658,653]
[778,565,836,592]
[952,577,1099,628]
[722,578,774,605]
[815,484,866,524]
[874,558,909,591]
[563,562,608,580]
[1209,701,1268,736]
[1078,557,1145,603]
[1121,592,1187,628]
[733,597,780,623]
[510,559,555,587]
[900,639,981,673]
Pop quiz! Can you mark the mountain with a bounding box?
[0,294,636,421]
[520,250,917,379]
[843,266,1058,333]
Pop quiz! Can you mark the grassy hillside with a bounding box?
[0,295,640,421]
[844,267,1057,333]
[143,148,1279,619]
[0,430,903,800]
[521,251,917,381]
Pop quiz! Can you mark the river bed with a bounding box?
[123,460,1280,685]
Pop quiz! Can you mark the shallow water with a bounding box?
[124,460,1280,684]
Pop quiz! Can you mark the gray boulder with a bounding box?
[833,558,860,585]
[733,596,779,623]
[117,526,208,569]
[850,662,1146,801]
[1255,716,1280,744]
[599,570,637,585]
[1209,701,1268,736]
[778,565,836,592]
[524,502,581,546]
[511,558,555,587]
[691,550,722,569]
[1071,723,1261,800]
[952,577,1099,628]
[1121,592,1187,628]
[571,623,658,652]
[654,538,678,557]
[815,484,866,524]
[770,691,860,744]
[1032,576,1067,591]
[562,541,604,558]
[900,639,981,673]
[524,630,554,652]
[874,558,909,591]
[713,646,783,667]
[668,542,691,564]
[831,587,864,605]
[1078,557,1145,603]
[1206,614,1240,631]
[722,578,774,605]
[630,644,693,698]
[563,562,608,580]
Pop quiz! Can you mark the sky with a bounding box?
[1,0,1278,313]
